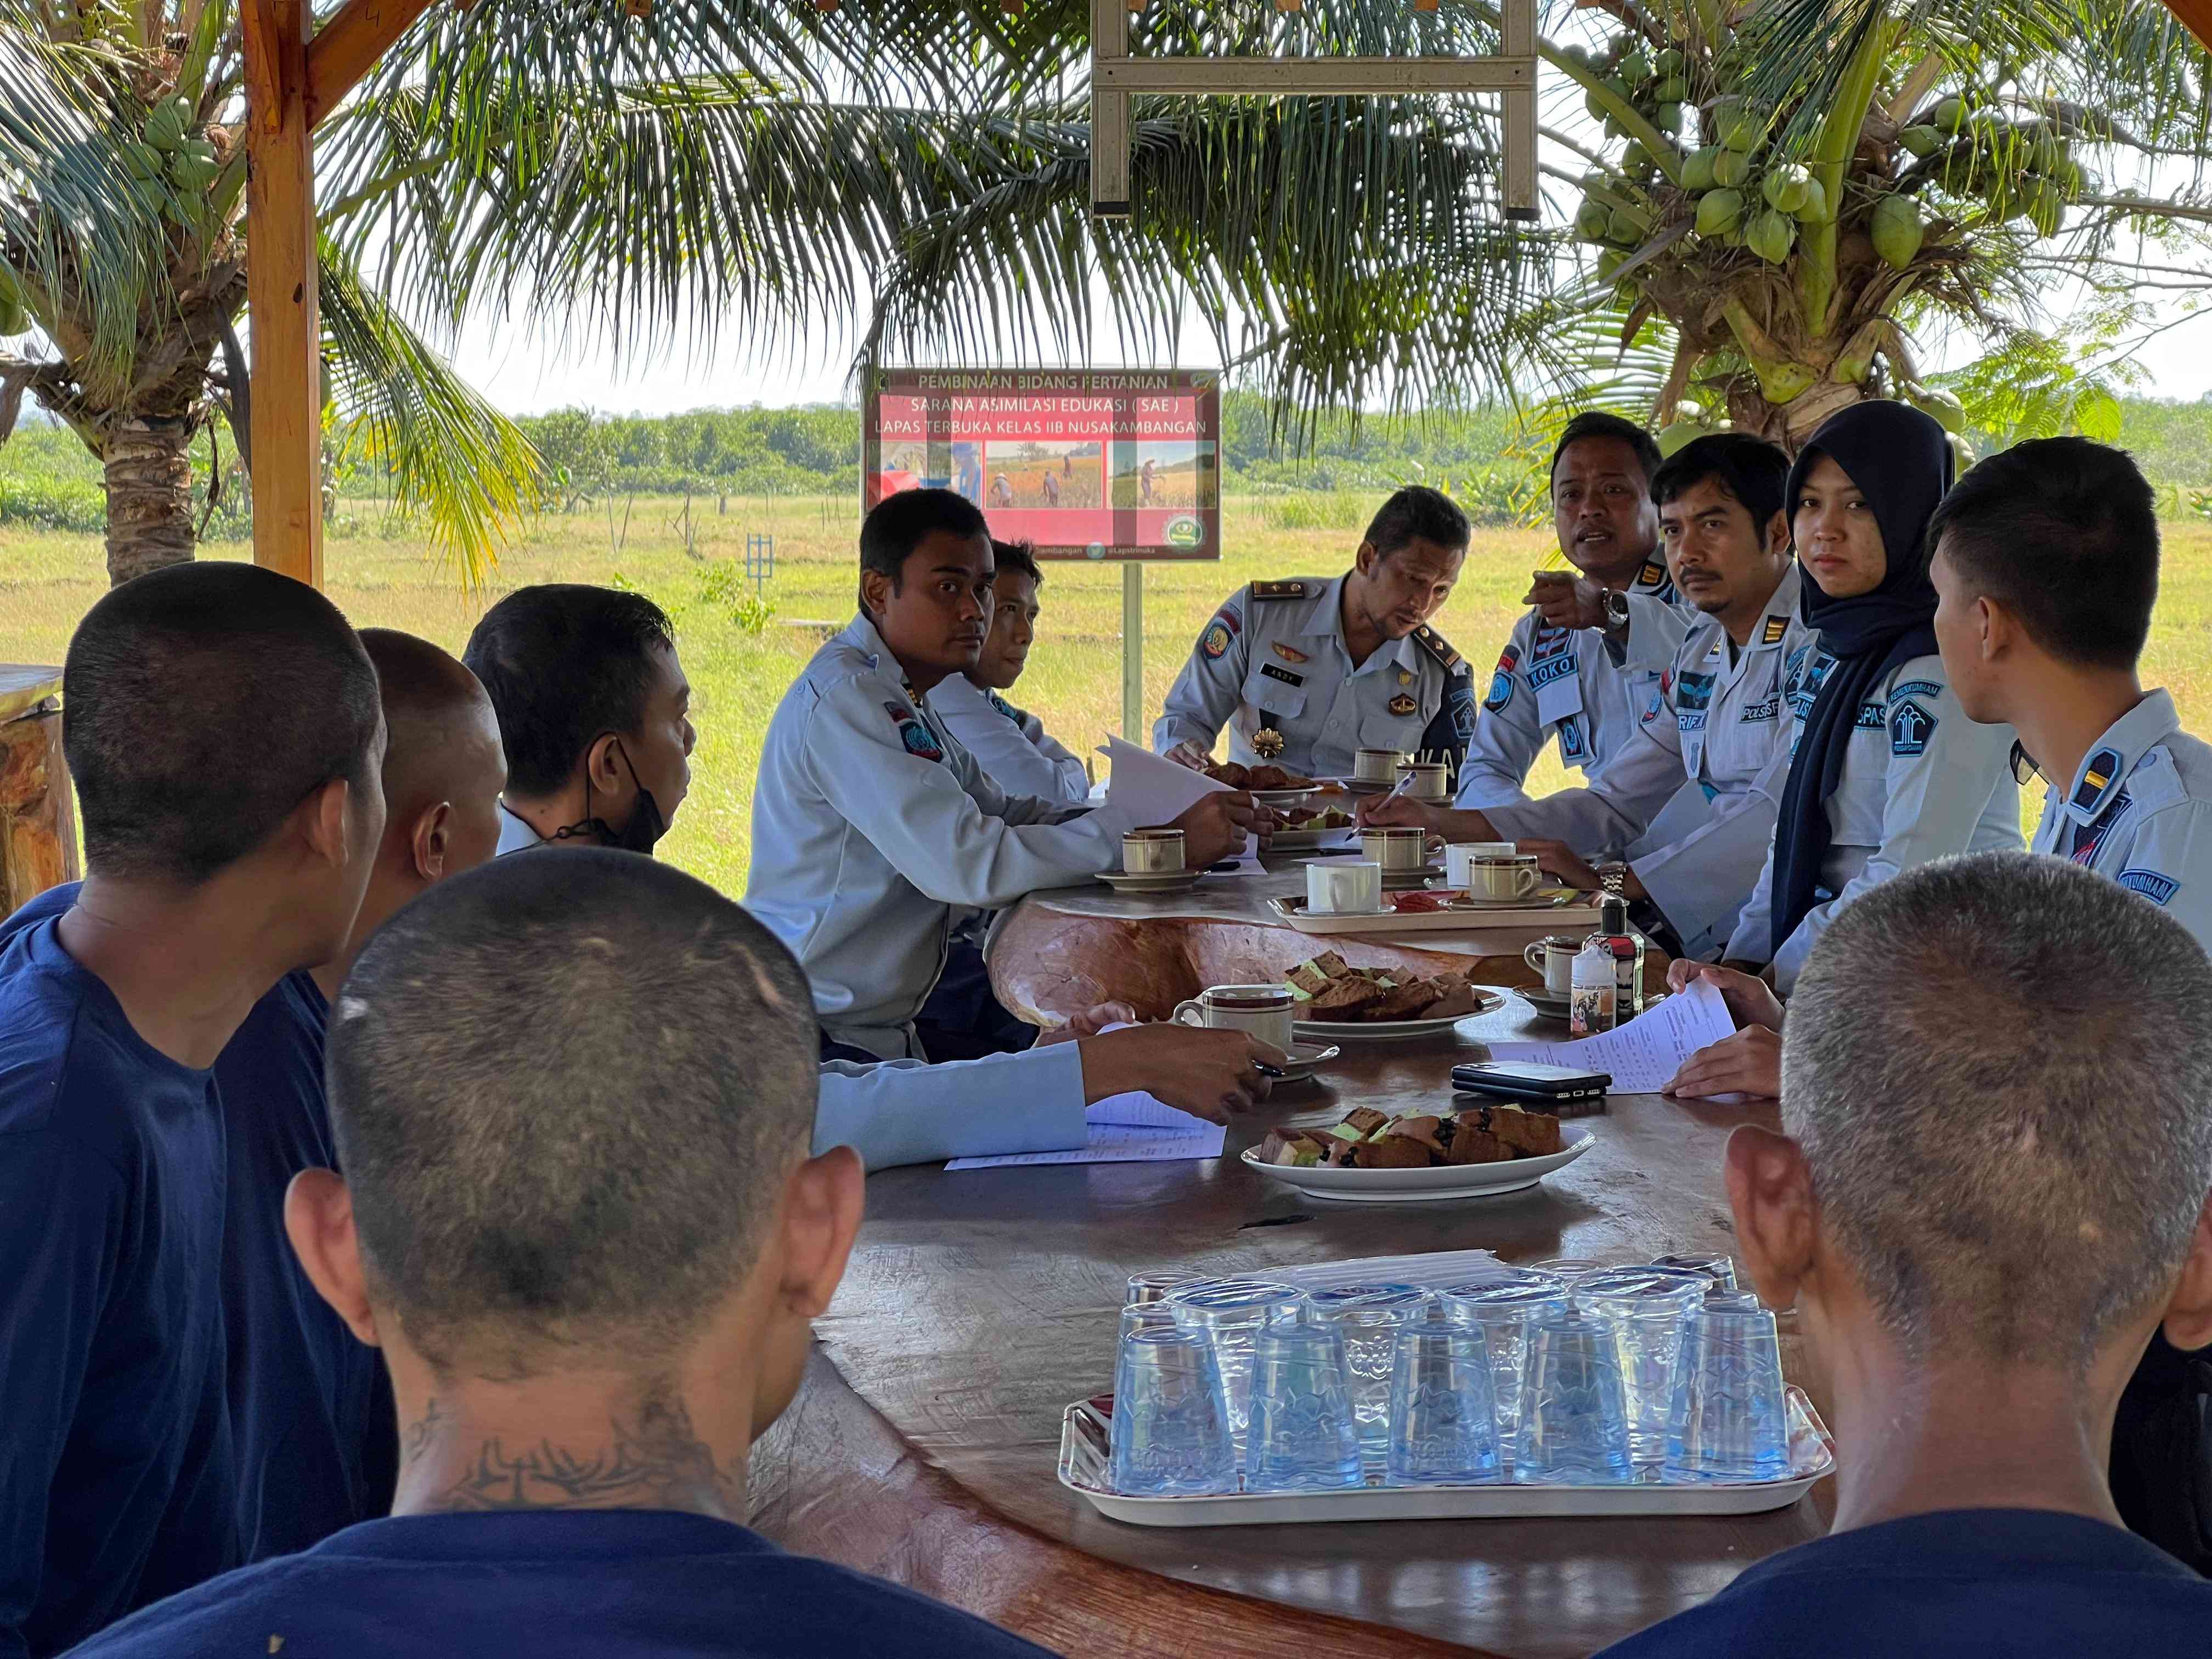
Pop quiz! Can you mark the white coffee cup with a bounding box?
[1353,748,1408,784]
[1522,933,1583,994]
[1171,984,1296,1052]
[1465,854,1541,901]
[1446,842,1519,886]
[1358,826,1427,872]
[1123,827,1186,873]
[1308,860,1384,915]
[1394,760,1449,802]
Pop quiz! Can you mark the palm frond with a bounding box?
[318,233,549,586]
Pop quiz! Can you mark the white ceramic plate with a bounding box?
[1243,1125,1593,1203]
[1098,869,1203,894]
[1265,825,1358,850]
[1290,991,1504,1043]
[1249,786,1322,808]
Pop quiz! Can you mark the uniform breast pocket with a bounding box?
[1833,725,1892,845]
[1241,666,1308,724]
[1359,705,1427,750]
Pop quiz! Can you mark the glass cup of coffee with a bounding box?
[1171,984,1296,1053]
[1522,933,1583,994]
[1358,826,1428,873]
[1123,828,1186,873]
[1466,854,1541,902]
[1353,748,1408,785]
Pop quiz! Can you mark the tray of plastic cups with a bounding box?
[1064,1280,1833,1525]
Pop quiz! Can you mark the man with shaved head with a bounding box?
[75,852,1054,1659]
[4,629,503,1575]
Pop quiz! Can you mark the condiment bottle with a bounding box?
[1570,932,1617,1036]
[1589,895,1645,1021]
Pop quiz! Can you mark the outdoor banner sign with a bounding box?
[862,368,1221,560]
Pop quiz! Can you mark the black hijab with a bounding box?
[1768,399,1955,961]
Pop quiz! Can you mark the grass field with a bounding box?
[11,494,2212,899]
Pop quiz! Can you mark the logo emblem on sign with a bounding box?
[1166,515,1204,549]
[1388,693,1418,718]
[1272,642,1309,665]
[1201,621,1233,660]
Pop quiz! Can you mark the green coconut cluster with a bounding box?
[118,94,224,231]
[1897,95,2094,238]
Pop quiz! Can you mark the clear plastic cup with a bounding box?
[1385,1306,1502,1486]
[1514,1301,1632,1485]
[1109,1305,1239,1497]
[1127,1268,1201,1305]
[1528,1257,1618,1281]
[1649,1252,1739,1291]
[1575,1267,1707,1463]
[1302,1283,1430,1463]
[1663,1292,1790,1482]
[1244,1319,1365,1492]
[1437,1281,1570,1458]
[1166,1277,1302,1444]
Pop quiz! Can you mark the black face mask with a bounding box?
[548,737,668,855]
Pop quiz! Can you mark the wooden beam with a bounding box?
[1090,0,1131,217]
[303,0,439,127]
[1093,55,1532,94]
[1501,0,1537,219]
[2164,0,2212,49]
[244,0,323,588]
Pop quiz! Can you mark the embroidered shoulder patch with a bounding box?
[2119,868,2180,906]
[1888,679,1943,701]
[884,701,945,762]
[1201,620,1234,660]
[1889,698,1937,757]
[986,690,1023,726]
[1447,677,1477,742]
[1558,714,1589,762]
[1485,646,1518,713]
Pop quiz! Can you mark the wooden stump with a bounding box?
[0,668,78,917]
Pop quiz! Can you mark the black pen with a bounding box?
[1254,1062,1286,1079]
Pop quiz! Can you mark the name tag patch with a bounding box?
[1742,694,1781,724]
[1261,662,1305,687]
[2120,868,2180,906]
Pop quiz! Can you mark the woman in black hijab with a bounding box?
[1721,399,2022,989]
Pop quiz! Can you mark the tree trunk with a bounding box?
[103,414,199,585]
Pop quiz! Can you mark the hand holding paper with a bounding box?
[1486,980,1739,1094]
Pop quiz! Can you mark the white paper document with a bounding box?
[1484,979,1737,1093]
[1100,737,1224,827]
[943,1091,1227,1170]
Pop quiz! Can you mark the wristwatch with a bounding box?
[1602,588,1632,633]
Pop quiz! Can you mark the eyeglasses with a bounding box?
[2010,742,2044,787]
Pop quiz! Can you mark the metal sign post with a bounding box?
[1122,563,1144,741]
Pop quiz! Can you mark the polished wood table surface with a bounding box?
[757,993,1827,1658]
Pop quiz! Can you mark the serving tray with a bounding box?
[1059,1388,1834,1527]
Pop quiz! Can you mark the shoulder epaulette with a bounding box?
[1251,579,1313,601]
[1412,624,1464,673]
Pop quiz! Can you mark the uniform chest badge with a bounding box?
[1388,693,1418,718]
[1252,726,1286,759]
[1397,669,1412,686]
[1272,641,1309,665]
[884,701,944,763]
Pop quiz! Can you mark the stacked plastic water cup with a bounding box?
[1105,1255,1790,1496]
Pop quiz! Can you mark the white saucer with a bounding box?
[1271,1041,1341,1084]
[1515,985,1574,1019]
[1098,869,1203,894]
[1380,864,1445,890]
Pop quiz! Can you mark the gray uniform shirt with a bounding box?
[931,674,1091,806]
[746,615,1139,1059]
[1153,575,1473,777]
[2030,689,2212,952]
[1456,558,1693,827]
[1727,645,2022,992]
[1482,566,1810,959]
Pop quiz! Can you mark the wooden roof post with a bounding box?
[243,0,322,588]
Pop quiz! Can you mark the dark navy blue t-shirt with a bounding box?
[2,887,396,1565]
[0,911,235,1657]
[1598,1507,2212,1658]
[67,1510,1063,1658]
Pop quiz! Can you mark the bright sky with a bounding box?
[448,289,2212,418]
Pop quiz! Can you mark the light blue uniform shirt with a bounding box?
[1153,575,1472,777]
[492,805,1090,1172]
[930,674,1091,806]
[746,615,1137,1060]
[1482,567,1809,959]
[2030,689,2212,953]
[1457,559,1695,827]
[1728,645,2022,991]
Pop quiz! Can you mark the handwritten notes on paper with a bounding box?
[1485,980,1737,1093]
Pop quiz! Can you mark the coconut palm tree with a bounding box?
[2,0,1548,584]
[1519,0,2212,450]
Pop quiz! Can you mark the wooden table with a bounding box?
[756,986,1826,1657]
[0,667,77,918]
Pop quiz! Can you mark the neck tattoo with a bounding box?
[401,1394,741,1516]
